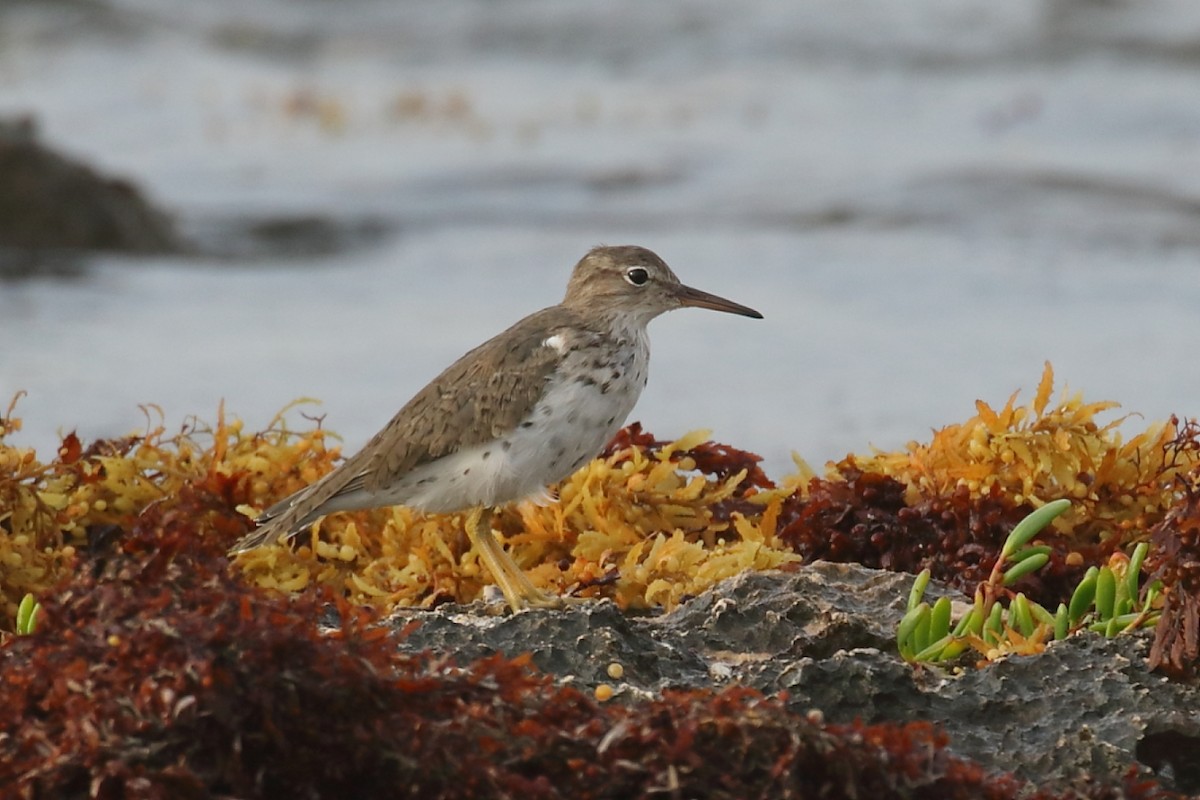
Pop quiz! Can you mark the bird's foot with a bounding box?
[518,588,586,610]
[466,507,589,614]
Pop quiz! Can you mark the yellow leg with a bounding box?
[464,507,576,612]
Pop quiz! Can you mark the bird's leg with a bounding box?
[464,507,573,612]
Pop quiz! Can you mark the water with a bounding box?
[2,0,1199,479]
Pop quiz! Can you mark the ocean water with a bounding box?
[2,0,1199,479]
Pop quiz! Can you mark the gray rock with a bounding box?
[388,562,1200,793]
[0,115,180,267]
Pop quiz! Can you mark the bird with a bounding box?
[229,245,762,611]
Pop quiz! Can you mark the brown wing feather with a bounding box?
[362,306,576,491]
[228,305,578,553]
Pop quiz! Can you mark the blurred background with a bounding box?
[1,0,1198,479]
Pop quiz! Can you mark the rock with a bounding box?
[0,115,180,260]
[181,212,392,260]
[388,562,1200,794]
[0,115,395,272]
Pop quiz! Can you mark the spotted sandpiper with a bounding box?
[229,245,762,611]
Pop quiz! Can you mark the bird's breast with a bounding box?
[498,331,650,492]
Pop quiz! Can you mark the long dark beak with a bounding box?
[674,283,763,319]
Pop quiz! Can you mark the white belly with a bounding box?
[363,331,650,513]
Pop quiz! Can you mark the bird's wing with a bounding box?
[228,306,579,553]
[358,306,577,492]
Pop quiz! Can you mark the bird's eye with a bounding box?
[624,267,649,286]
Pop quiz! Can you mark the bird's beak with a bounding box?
[674,283,763,319]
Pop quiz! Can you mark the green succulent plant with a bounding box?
[897,499,1160,664]
[15,593,41,636]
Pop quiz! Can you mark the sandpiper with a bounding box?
[229,245,762,611]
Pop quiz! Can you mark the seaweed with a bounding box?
[4,364,1200,649]
[0,521,1175,798]
[1147,427,1200,677]
[777,365,1199,615]
[2,373,1197,796]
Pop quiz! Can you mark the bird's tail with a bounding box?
[227,468,347,554]
[226,520,287,554]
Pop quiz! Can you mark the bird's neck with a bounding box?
[590,308,651,346]
[580,304,653,336]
